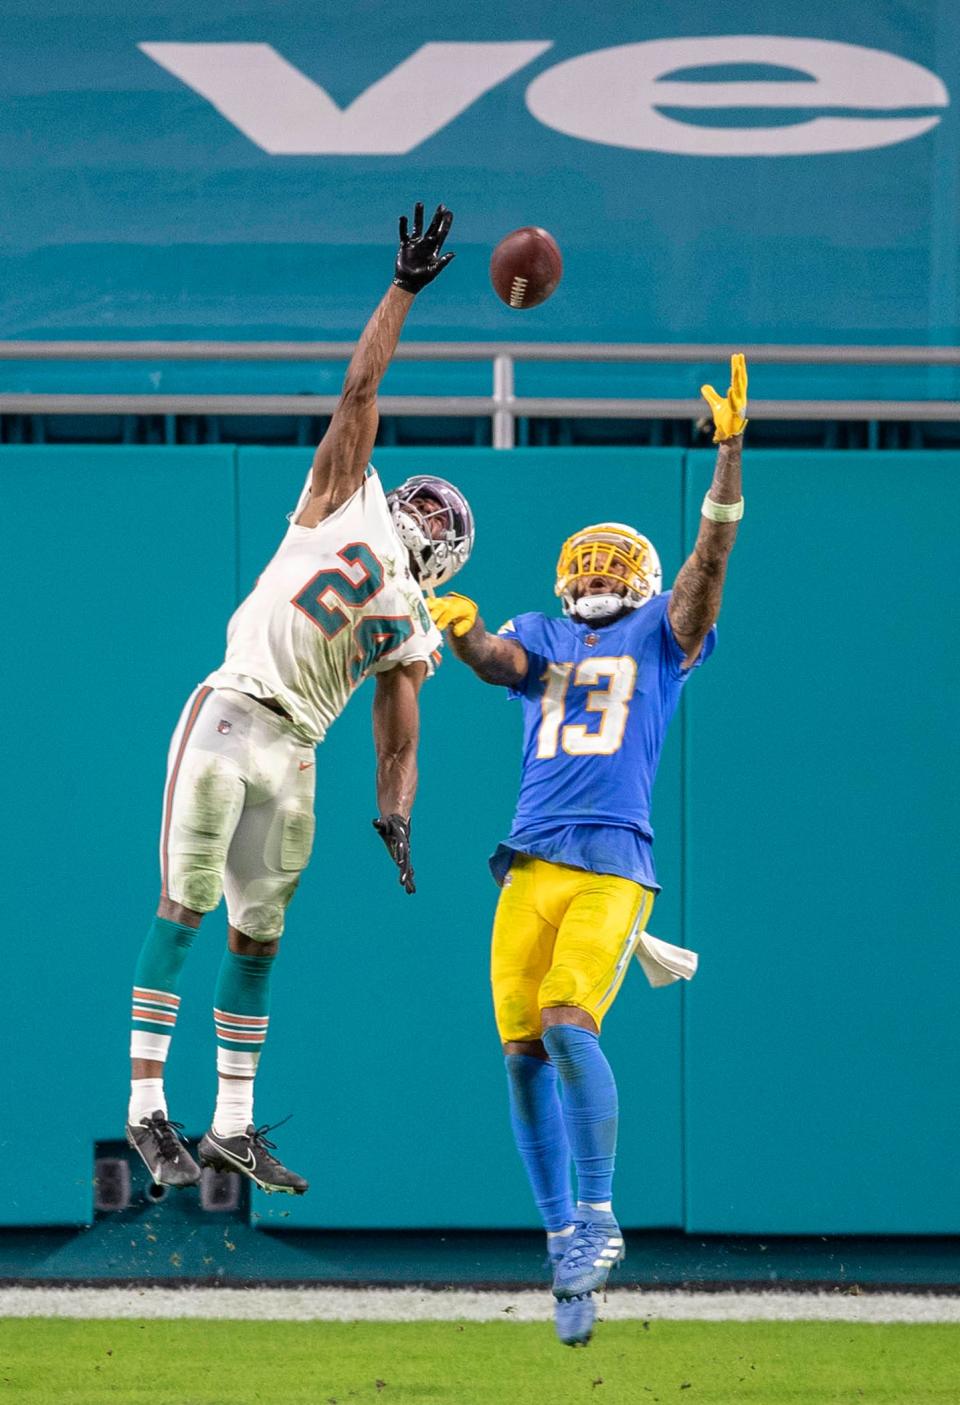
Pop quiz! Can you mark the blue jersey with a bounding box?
[491,594,715,888]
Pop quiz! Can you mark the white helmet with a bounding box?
[555,521,662,622]
[387,475,475,590]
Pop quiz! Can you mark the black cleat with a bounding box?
[126,1111,201,1188]
[197,1121,309,1195]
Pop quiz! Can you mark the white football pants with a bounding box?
[159,686,316,940]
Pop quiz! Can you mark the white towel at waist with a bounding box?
[635,931,699,988]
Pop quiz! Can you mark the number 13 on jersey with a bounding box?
[537,656,637,758]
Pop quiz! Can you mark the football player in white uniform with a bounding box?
[126,203,473,1193]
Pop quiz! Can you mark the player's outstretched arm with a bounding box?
[299,203,455,523]
[427,594,528,688]
[371,660,428,894]
[668,354,747,666]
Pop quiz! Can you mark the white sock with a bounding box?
[128,1078,166,1126]
[579,1200,613,1213]
[547,1224,575,1242]
[213,1077,254,1137]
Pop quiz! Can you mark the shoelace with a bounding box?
[249,1115,292,1167]
[149,1116,187,1161]
[562,1222,616,1265]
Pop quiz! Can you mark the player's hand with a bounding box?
[426,592,478,638]
[393,203,455,294]
[700,353,748,442]
[373,813,415,894]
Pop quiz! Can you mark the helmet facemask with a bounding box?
[555,523,662,623]
[387,475,475,590]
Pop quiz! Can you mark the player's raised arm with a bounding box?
[426,593,528,689]
[668,354,747,666]
[300,203,455,522]
[371,660,429,894]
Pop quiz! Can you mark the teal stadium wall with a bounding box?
[1,447,957,1234]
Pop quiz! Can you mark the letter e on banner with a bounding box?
[525,36,949,156]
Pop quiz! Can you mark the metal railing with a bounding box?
[0,341,957,448]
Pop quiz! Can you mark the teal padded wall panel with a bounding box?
[13,444,954,1236]
[0,447,237,1225]
[682,451,960,1233]
[236,448,687,1229]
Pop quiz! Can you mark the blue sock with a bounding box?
[542,1025,618,1207]
[505,1054,575,1232]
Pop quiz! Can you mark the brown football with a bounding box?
[490,226,563,309]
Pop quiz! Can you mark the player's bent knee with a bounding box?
[232,930,282,953]
[175,868,225,913]
[541,1004,599,1035]
[231,905,287,942]
[224,867,303,945]
[167,756,244,913]
[157,895,204,927]
[503,1038,547,1059]
[227,923,278,956]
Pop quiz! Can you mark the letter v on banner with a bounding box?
[138,41,552,155]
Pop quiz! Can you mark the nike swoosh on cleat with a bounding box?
[298,762,314,771]
[209,1141,256,1171]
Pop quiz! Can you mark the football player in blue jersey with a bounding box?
[427,356,747,1346]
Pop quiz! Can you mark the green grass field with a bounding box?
[1,1319,957,1405]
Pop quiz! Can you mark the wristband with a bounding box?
[701,494,744,523]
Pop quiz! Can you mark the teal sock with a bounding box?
[213,950,274,1078]
[130,916,196,1062]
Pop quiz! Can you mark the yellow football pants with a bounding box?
[491,855,656,1042]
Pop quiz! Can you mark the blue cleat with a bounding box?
[554,1292,596,1346]
[552,1208,624,1300]
[546,1232,573,1272]
[548,1231,596,1346]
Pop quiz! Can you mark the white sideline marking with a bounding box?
[1,1287,959,1324]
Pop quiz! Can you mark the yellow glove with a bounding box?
[426,591,478,638]
[700,353,748,442]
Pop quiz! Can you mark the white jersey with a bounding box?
[205,468,442,744]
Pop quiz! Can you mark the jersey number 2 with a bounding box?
[537,656,638,758]
[293,542,413,681]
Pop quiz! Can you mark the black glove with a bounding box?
[393,202,455,294]
[372,813,415,894]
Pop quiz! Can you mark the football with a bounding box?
[490,226,563,309]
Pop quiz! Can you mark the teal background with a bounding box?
[1,446,957,1233]
[682,450,960,1233]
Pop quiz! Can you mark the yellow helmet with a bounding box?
[555,521,662,621]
